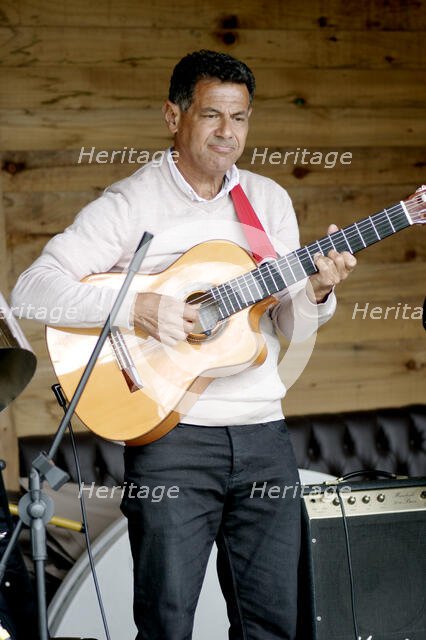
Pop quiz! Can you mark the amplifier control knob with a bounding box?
[332,497,339,506]
[377,493,385,502]
[362,495,371,504]
[347,496,356,505]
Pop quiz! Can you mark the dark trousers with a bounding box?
[120,420,301,640]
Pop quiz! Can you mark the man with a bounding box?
[11,50,356,639]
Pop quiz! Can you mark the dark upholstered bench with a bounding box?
[19,404,426,481]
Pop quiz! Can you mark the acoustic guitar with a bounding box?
[46,187,426,445]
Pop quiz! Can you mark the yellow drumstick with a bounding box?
[8,503,85,533]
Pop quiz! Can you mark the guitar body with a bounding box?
[46,241,275,445]
[46,185,426,445]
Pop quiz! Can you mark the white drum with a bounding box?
[48,517,228,640]
[48,469,334,640]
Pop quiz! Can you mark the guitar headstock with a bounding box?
[403,185,426,224]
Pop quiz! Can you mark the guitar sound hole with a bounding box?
[185,291,223,343]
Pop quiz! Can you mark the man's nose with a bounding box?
[215,116,233,138]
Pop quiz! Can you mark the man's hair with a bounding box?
[168,50,255,111]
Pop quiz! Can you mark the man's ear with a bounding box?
[163,101,181,134]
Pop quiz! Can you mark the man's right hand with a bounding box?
[133,292,199,346]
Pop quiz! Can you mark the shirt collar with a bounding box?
[166,147,239,202]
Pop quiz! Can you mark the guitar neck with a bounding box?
[210,200,411,319]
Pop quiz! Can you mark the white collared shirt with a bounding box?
[166,147,239,202]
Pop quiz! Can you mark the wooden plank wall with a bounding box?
[0,149,20,489]
[0,1,425,474]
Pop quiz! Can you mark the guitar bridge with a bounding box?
[109,327,143,393]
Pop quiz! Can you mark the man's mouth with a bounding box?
[209,144,235,153]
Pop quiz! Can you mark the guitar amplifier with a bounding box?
[297,477,426,640]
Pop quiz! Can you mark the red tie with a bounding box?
[230,184,277,263]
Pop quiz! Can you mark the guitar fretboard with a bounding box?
[209,202,410,320]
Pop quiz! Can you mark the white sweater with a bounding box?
[11,156,336,425]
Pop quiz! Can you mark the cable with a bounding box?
[52,385,112,640]
[68,425,112,640]
[336,485,359,640]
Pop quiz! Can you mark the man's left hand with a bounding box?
[307,224,357,303]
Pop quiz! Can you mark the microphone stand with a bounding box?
[0,232,153,640]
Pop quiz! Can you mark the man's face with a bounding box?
[164,78,252,177]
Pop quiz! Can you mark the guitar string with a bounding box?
[123,195,423,321]
[136,194,423,329]
[184,194,425,308]
[107,195,424,358]
[171,195,423,308]
[104,196,425,365]
[113,195,424,355]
